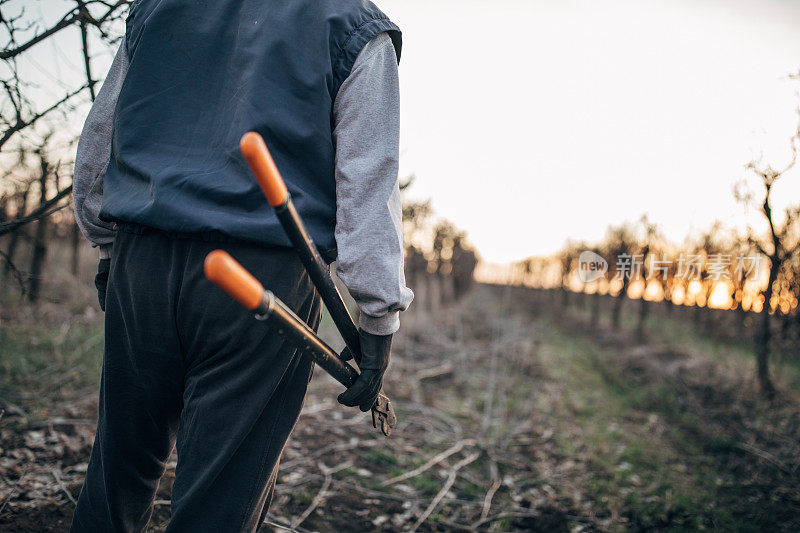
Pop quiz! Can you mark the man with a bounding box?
[71,0,413,530]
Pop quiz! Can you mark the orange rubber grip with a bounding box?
[204,250,264,310]
[240,132,288,207]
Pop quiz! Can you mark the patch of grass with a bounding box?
[0,317,103,418]
[618,440,665,472]
[567,294,800,393]
[335,465,359,477]
[460,478,485,499]
[642,307,800,393]
[364,448,399,466]
[536,315,748,530]
[292,489,315,507]
[704,436,744,456]
[408,471,442,494]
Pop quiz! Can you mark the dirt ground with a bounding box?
[1,283,799,531]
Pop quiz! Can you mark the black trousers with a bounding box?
[71,226,320,532]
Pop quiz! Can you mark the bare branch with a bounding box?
[0,1,128,60]
[0,184,72,237]
[409,452,481,532]
[0,246,27,295]
[0,83,88,150]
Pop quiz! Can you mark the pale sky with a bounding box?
[380,0,800,262]
[18,0,800,263]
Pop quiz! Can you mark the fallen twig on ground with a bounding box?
[291,462,335,529]
[383,439,476,486]
[408,452,481,532]
[479,478,501,523]
[51,468,77,506]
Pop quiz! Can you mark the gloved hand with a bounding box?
[338,328,392,412]
[95,258,111,312]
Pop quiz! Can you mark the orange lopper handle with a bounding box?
[240,132,288,207]
[204,250,264,310]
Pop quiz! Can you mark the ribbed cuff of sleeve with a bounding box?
[359,310,400,336]
[99,244,113,260]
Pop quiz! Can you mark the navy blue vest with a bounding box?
[100,0,401,255]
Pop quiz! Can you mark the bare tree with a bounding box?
[27,143,52,301]
[585,245,606,328]
[776,250,800,347]
[692,222,726,332]
[635,216,659,341]
[727,229,758,329]
[1,173,31,275]
[556,240,578,307]
[0,0,129,149]
[0,0,130,288]
[735,110,800,397]
[604,224,638,330]
[451,235,478,299]
[657,250,679,316]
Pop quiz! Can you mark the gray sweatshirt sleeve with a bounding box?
[333,32,414,336]
[73,43,129,259]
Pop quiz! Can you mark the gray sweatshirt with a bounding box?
[73,32,413,335]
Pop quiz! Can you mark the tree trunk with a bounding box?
[591,292,601,328]
[71,219,81,276]
[754,262,778,398]
[664,282,676,317]
[794,309,800,355]
[4,230,21,277]
[4,188,32,278]
[780,312,792,341]
[28,216,47,301]
[612,281,628,330]
[735,291,748,329]
[612,293,623,329]
[28,160,49,302]
[636,296,649,341]
[694,299,704,324]
[735,305,748,341]
[702,290,715,333]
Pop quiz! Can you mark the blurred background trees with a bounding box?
[1,0,798,399]
[1,0,130,299]
[735,114,799,396]
[400,180,480,317]
[503,158,800,398]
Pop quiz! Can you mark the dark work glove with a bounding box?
[338,329,392,412]
[95,258,111,312]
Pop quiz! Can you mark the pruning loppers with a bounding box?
[204,132,397,436]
